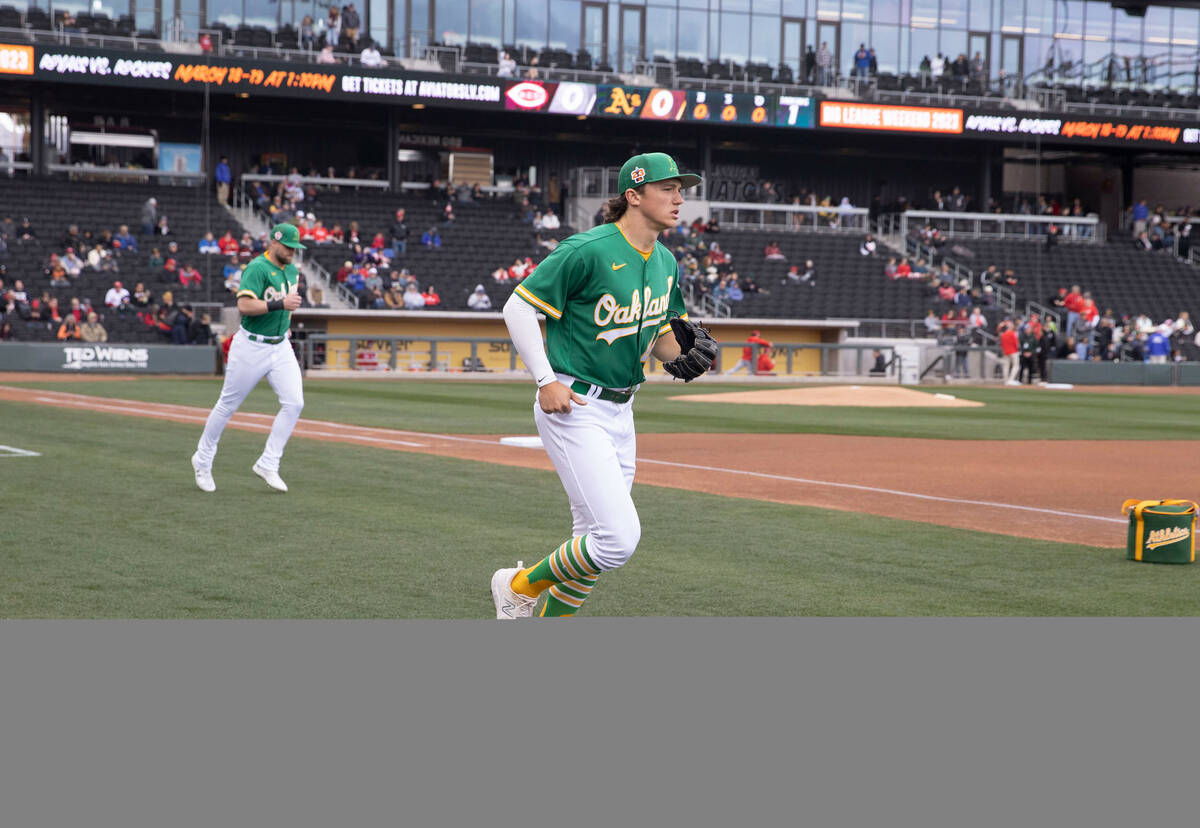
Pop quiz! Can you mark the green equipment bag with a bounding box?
[1122,499,1197,564]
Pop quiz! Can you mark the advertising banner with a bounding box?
[0,42,503,108]
[0,342,218,373]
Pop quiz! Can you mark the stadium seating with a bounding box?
[937,237,1200,325]
[0,178,247,342]
[281,187,570,311]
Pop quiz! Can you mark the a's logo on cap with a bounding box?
[274,231,282,240]
[669,158,678,172]
[631,166,645,184]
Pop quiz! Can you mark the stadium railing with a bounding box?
[897,209,1104,244]
[708,202,870,234]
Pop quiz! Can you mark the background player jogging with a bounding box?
[493,152,718,618]
[191,222,305,493]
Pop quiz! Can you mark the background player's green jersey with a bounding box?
[513,223,687,390]
[236,253,300,338]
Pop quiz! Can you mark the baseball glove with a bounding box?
[663,315,718,382]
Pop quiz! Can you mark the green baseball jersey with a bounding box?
[513,223,688,389]
[236,253,300,338]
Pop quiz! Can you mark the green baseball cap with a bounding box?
[269,222,306,250]
[617,152,702,194]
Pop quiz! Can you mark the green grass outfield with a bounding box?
[7,376,1199,439]
[1,378,1198,617]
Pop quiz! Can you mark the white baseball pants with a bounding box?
[534,373,640,572]
[195,328,304,472]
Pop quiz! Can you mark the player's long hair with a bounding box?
[603,185,645,223]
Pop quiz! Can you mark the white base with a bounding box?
[500,436,544,449]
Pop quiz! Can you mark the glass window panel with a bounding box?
[939,28,966,60]
[941,0,967,29]
[515,0,546,49]
[1112,9,1139,42]
[677,9,706,57]
[1056,0,1082,35]
[243,0,277,28]
[1143,6,1169,42]
[1173,9,1200,41]
[410,0,430,45]
[719,12,750,62]
[815,0,838,19]
[368,0,386,48]
[207,0,241,27]
[646,6,675,59]
[134,7,156,32]
[722,0,750,11]
[1023,35,1050,76]
[436,0,468,44]
[549,0,579,49]
[970,0,991,31]
[910,26,938,70]
[911,0,938,27]
[709,9,718,58]
[782,18,801,71]
[842,0,868,23]
[872,24,899,73]
[1000,0,1022,31]
[1025,0,1051,35]
[470,0,503,46]
[1084,4,1110,38]
[781,0,805,14]
[753,0,781,13]
[678,0,707,8]
[873,0,900,25]
[749,13,778,62]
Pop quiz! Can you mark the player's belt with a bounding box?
[571,380,633,404]
[244,332,286,344]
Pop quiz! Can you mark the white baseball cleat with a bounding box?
[192,452,215,493]
[252,462,288,492]
[491,561,537,619]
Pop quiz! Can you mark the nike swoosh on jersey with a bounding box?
[611,262,627,271]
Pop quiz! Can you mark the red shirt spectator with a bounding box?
[756,349,775,373]
[421,287,441,307]
[371,232,386,250]
[742,332,772,361]
[217,232,239,256]
[895,259,912,278]
[1063,289,1084,314]
[1001,329,1020,356]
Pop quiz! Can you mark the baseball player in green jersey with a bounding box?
[191,223,305,493]
[491,152,717,618]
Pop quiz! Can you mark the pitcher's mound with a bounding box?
[671,385,985,408]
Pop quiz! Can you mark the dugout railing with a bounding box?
[296,333,909,381]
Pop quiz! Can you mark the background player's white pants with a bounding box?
[535,374,640,572]
[195,329,304,472]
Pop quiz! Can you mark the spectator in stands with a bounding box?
[171,305,194,344]
[497,50,517,78]
[853,44,870,79]
[442,203,456,223]
[80,311,106,343]
[360,40,383,68]
[859,234,877,256]
[763,240,786,261]
[318,44,337,63]
[931,52,946,79]
[948,187,967,211]
[883,257,898,279]
[468,284,492,311]
[62,224,82,250]
[59,248,84,278]
[49,260,69,289]
[214,230,236,257]
[894,257,913,279]
[0,321,12,341]
[139,198,157,236]
[215,156,231,205]
[1000,322,1020,384]
[1071,313,1093,361]
[524,55,541,80]
[104,280,129,308]
[324,5,341,45]
[300,15,316,50]
[88,243,116,273]
[816,41,833,85]
[725,275,744,302]
[191,312,214,345]
[422,284,441,307]
[15,217,35,243]
[541,209,560,231]
[1147,325,1171,364]
[113,224,137,253]
[1130,199,1149,237]
[970,52,986,82]
[343,3,361,44]
[918,55,932,83]
[131,282,151,308]
[198,232,220,254]
[402,282,426,309]
[421,227,442,248]
[365,287,386,309]
[57,315,81,340]
[383,283,404,309]
[179,263,202,290]
[388,208,409,256]
[968,307,987,331]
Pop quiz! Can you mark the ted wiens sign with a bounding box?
[0,342,218,374]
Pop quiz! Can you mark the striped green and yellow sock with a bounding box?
[510,535,601,617]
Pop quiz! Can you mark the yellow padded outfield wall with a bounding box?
[293,310,850,375]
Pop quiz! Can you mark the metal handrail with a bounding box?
[900,209,1105,244]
